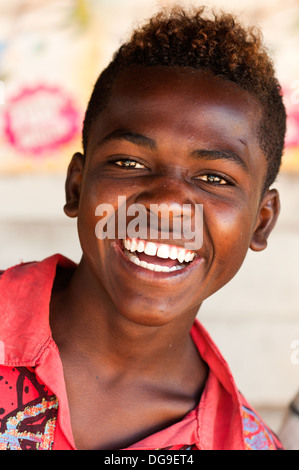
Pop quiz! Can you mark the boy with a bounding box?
[0,7,286,450]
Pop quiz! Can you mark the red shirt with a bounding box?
[0,255,282,450]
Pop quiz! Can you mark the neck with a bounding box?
[50,258,203,381]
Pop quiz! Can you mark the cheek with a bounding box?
[77,185,107,258]
[198,201,254,299]
[77,179,130,262]
[79,178,118,225]
[207,200,254,267]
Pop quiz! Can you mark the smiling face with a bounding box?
[65,66,280,326]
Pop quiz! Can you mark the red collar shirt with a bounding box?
[0,255,282,450]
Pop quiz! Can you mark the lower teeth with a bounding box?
[124,249,185,272]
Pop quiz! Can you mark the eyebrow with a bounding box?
[98,130,157,151]
[190,148,249,173]
[98,130,248,172]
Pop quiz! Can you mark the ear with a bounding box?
[250,188,280,252]
[64,152,85,218]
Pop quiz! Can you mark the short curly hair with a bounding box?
[82,6,286,191]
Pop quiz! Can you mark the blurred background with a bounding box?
[0,0,298,441]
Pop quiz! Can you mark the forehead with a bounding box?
[93,65,262,141]
[109,65,259,113]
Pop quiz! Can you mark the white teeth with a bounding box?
[126,251,177,272]
[144,242,157,256]
[184,251,195,263]
[177,249,186,264]
[136,240,145,253]
[153,264,162,272]
[123,239,130,251]
[139,261,155,271]
[170,265,181,272]
[132,255,140,266]
[161,266,170,272]
[147,263,155,271]
[169,246,178,260]
[157,244,169,259]
[130,238,138,252]
[123,238,196,270]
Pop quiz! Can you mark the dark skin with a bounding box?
[50,66,280,450]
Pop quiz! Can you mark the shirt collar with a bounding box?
[126,321,245,450]
[0,254,75,366]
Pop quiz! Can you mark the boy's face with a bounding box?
[65,66,280,326]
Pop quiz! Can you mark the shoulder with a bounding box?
[241,403,283,450]
[0,255,74,366]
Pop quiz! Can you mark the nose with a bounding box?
[135,174,196,219]
[132,174,203,250]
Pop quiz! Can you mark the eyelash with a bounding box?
[111,158,232,185]
[194,174,231,185]
[112,158,146,169]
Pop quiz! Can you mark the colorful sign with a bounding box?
[4,85,81,157]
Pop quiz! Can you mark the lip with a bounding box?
[112,238,204,282]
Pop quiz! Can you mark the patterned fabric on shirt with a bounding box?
[0,367,58,450]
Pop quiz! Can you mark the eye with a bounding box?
[195,174,230,185]
[113,158,146,169]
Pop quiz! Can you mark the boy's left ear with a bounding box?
[64,152,85,218]
[250,188,280,252]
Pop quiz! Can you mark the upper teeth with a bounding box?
[123,238,195,264]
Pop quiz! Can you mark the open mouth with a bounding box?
[121,237,197,273]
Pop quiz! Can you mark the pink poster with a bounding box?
[4,85,81,157]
